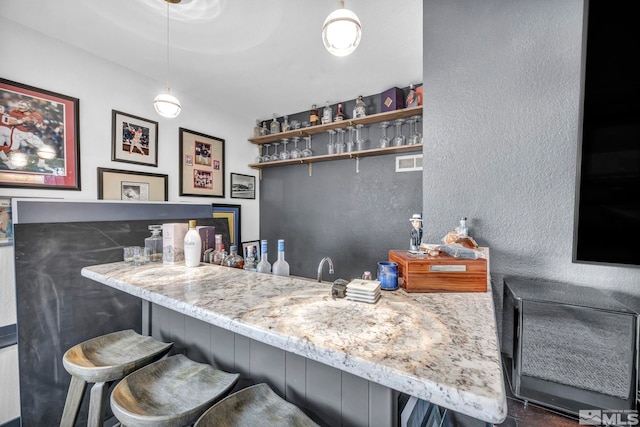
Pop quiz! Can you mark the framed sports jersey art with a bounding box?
[0,78,80,190]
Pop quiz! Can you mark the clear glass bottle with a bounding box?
[224,245,244,269]
[270,114,281,134]
[256,240,272,273]
[184,220,202,267]
[213,242,227,265]
[322,102,332,124]
[310,104,319,126]
[334,103,346,121]
[353,95,366,118]
[243,245,257,271]
[253,119,261,138]
[272,239,290,276]
[406,84,419,108]
[145,225,163,262]
[260,121,269,136]
[282,115,290,132]
[456,217,469,237]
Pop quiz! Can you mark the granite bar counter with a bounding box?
[81,261,507,425]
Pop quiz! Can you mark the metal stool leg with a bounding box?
[60,375,87,427]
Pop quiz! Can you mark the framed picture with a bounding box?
[179,127,225,197]
[212,203,241,246]
[97,167,168,201]
[0,78,80,190]
[111,110,158,167]
[0,198,13,246]
[231,173,256,199]
[242,240,260,261]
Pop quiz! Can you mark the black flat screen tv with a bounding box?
[574,0,640,268]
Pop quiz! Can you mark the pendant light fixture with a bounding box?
[322,0,362,57]
[154,0,182,118]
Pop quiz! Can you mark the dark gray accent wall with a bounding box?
[259,153,422,282]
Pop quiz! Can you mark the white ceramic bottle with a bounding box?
[272,239,290,276]
[183,220,202,267]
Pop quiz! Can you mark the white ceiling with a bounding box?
[0,0,423,121]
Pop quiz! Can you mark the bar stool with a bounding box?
[194,383,319,427]
[60,329,173,427]
[110,353,240,426]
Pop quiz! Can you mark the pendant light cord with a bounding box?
[165,1,170,92]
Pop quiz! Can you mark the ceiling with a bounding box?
[0,0,423,121]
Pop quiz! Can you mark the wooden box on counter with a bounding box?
[388,249,488,293]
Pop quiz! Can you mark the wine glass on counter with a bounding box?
[335,128,346,154]
[290,137,301,159]
[280,138,290,160]
[379,122,390,148]
[327,129,336,155]
[302,136,313,157]
[262,143,272,162]
[393,119,405,147]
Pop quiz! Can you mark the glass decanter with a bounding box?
[327,129,336,155]
[335,128,346,154]
[355,124,365,151]
[270,113,281,134]
[379,121,390,148]
[290,137,301,159]
[393,119,405,147]
[346,126,355,153]
[302,136,313,157]
[280,138,290,160]
[282,115,290,132]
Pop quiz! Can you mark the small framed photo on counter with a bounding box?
[231,173,255,199]
[241,240,260,260]
[179,128,225,197]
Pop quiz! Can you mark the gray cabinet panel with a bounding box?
[184,316,212,364]
[285,351,307,409]
[306,359,342,426]
[249,340,286,395]
[342,371,371,427]
[211,324,236,372]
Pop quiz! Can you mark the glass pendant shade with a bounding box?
[154,91,182,118]
[322,2,361,57]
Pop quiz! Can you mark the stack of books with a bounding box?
[346,279,381,304]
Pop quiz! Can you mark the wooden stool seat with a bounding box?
[110,354,240,427]
[194,383,319,427]
[61,329,173,427]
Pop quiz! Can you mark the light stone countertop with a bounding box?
[81,261,507,424]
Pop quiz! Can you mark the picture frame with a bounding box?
[111,110,158,167]
[0,198,13,246]
[179,127,225,197]
[97,167,168,201]
[230,173,256,199]
[212,203,241,246]
[0,78,80,190]
[242,240,260,262]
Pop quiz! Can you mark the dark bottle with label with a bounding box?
[334,103,346,122]
[310,104,319,126]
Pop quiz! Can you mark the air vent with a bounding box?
[396,154,423,172]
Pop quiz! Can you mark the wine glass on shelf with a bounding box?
[406,118,418,145]
[262,143,272,162]
[379,122,390,148]
[280,138,290,160]
[255,145,263,163]
[327,130,336,155]
[346,126,355,153]
[302,136,313,157]
[290,137,301,159]
[335,128,346,153]
[355,124,365,151]
[411,115,423,144]
[393,119,405,147]
[271,141,280,161]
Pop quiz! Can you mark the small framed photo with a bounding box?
[111,110,158,167]
[0,78,80,190]
[179,128,225,197]
[213,203,241,246]
[242,240,260,261]
[231,173,256,199]
[0,198,13,246]
[97,167,168,201]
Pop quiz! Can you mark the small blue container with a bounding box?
[377,261,398,291]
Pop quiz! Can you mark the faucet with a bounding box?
[317,257,335,282]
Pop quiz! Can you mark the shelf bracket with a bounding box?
[355,157,360,173]
[308,163,312,176]
[259,168,262,180]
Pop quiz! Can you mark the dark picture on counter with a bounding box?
[179,128,224,197]
[231,173,255,199]
[0,78,80,190]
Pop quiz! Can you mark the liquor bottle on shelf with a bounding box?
[184,220,202,267]
[253,119,261,138]
[353,95,366,118]
[260,121,269,136]
[272,239,290,276]
[321,102,332,124]
[334,103,346,122]
[270,114,281,134]
[224,245,244,269]
[406,84,419,108]
[256,239,272,273]
[310,104,319,126]
[282,115,290,132]
[144,225,163,262]
[243,245,257,271]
